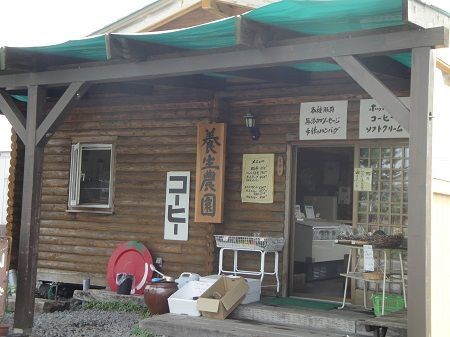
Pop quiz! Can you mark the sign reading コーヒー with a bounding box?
[164,172,190,241]
[300,100,348,140]
[359,98,410,139]
[195,123,226,223]
[241,154,274,203]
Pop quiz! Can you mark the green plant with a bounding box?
[131,326,153,337]
[83,301,150,317]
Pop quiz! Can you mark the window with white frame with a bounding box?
[68,143,114,210]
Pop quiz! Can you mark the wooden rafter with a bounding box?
[0,90,26,142]
[225,66,311,85]
[1,27,446,88]
[360,55,411,79]
[235,16,305,48]
[333,55,411,131]
[106,35,184,61]
[0,47,91,72]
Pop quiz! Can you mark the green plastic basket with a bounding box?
[372,293,405,317]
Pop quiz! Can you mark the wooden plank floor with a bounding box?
[140,314,366,337]
[363,309,407,329]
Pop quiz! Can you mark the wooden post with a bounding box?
[13,85,46,333]
[408,47,434,337]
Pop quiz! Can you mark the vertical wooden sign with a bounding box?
[195,123,226,223]
[0,237,9,317]
[164,171,190,241]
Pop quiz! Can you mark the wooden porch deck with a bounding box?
[140,302,408,337]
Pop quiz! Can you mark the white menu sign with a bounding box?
[359,97,410,139]
[164,171,190,241]
[300,100,348,140]
[363,245,375,272]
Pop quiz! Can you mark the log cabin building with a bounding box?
[1,1,450,336]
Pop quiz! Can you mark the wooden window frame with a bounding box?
[67,142,115,213]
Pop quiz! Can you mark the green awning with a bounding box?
[1,0,420,72]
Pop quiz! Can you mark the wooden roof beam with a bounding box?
[225,66,311,85]
[152,74,227,91]
[333,55,410,132]
[360,55,411,79]
[0,89,26,142]
[35,81,90,145]
[235,16,305,48]
[106,34,185,61]
[0,47,91,72]
[0,27,447,88]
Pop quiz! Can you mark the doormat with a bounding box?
[260,297,338,311]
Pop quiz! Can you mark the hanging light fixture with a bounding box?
[243,112,260,140]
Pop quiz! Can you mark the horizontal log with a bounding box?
[66,109,209,123]
[58,118,206,131]
[225,210,284,222]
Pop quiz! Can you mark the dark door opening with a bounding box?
[292,146,354,300]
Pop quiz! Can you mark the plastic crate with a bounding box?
[372,293,405,317]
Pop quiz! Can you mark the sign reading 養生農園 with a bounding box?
[359,98,410,139]
[300,100,348,140]
[241,154,274,204]
[194,123,226,223]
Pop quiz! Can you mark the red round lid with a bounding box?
[107,241,153,295]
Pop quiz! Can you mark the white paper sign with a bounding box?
[363,245,375,272]
[354,168,373,192]
[359,97,410,139]
[164,171,190,241]
[300,100,348,140]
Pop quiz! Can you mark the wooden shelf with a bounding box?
[340,272,406,284]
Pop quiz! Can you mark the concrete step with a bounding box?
[230,303,372,335]
[140,314,365,337]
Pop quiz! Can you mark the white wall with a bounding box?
[430,49,450,337]
[0,116,12,228]
[0,152,10,226]
[0,116,12,152]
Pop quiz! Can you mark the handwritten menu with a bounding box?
[241,154,274,203]
[359,98,410,139]
[300,100,348,140]
[354,168,373,192]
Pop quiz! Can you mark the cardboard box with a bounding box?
[196,276,249,319]
[200,275,261,305]
[168,279,217,316]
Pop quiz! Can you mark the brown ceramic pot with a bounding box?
[144,281,178,314]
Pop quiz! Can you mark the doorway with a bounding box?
[291,146,354,300]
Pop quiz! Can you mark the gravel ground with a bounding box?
[1,306,149,337]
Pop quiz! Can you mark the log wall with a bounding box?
[8,74,410,291]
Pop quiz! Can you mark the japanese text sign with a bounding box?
[164,172,190,241]
[300,100,348,140]
[359,98,410,139]
[354,168,373,192]
[241,154,274,203]
[195,123,226,223]
[363,245,375,272]
[0,237,9,317]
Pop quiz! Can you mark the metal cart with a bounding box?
[214,235,285,292]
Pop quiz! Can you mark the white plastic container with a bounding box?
[175,272,200,289]
[168,279,217,316]
[241,278,261,304]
